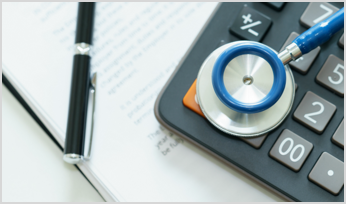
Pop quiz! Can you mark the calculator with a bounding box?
[154,2,344,202]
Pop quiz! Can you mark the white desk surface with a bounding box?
[2,84,104,202]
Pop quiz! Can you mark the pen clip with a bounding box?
[84,72,97,160]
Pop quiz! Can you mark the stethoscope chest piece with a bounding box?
[196,41,295,137]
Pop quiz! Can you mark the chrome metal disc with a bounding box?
[223,54,274,104]
[196,41,295,137]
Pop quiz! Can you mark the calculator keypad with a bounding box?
[293,91,336,134]
[280,32,320,74]
[177,2,344,201]
[332,119,344,148]
[316,55,344,97]
[269,129,313,171]
[309,152,344,195]
[300,2,339,28]
[229,5,272,42]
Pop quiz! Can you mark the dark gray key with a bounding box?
[293,91,336,134]
[300,2,339,28]
[229,5,272,42]
[309,152,344,195]
[332,119,344,148]
[339,33,344,49]
[316,55,344,96]
[280,32,320,74]
[269,129,313,171]
[241,134,267,149]
[263,2,286,11]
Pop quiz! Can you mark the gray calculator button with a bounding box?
[316,55,344,97]
[241,134,267,149]
[280,32,320,74]
[269,129,313,171]
[264,2,286,11]
[229,5,272,42]
[339,34,344,49]
[309,152,344,195]
[332,119,344,148]
[300,2,339,28]
[293,91,336,134]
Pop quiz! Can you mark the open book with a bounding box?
[2,2,281,201]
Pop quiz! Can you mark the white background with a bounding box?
[2,84,103,202]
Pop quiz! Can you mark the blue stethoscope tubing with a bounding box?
[212,7,344,114]
[293,7,344,55]
[212,42,286,114]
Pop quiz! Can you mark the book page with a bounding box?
[2,2,282,201]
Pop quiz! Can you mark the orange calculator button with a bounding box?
[183,79,206,118]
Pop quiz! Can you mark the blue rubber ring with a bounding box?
[212,42,286,114]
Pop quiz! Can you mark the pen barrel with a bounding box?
[75,3,95,44]
[64,55,91,156]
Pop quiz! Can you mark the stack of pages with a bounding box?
[2,2,279,201]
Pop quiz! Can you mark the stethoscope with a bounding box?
[197,7,344,137]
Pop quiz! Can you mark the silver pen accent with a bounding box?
[74,43,92,56]
[84,72,97,160]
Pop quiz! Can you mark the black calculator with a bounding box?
[155,2,344,202]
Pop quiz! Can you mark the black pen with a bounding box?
[64,2,96,164]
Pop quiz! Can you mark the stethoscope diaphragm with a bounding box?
[196,41,295,137]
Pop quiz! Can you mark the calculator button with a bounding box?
[339,34,344,49]
[332,119,344,148]
[241,134,268,149]
[280,32,320,74]
[229,5,272,42]
[263,2,286,11]
[293,91,336,134]
[269,129,313,171]
[309,152,344,195]
[300,2,339,28]
[183,79,205,118]
[316,55,344,97]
